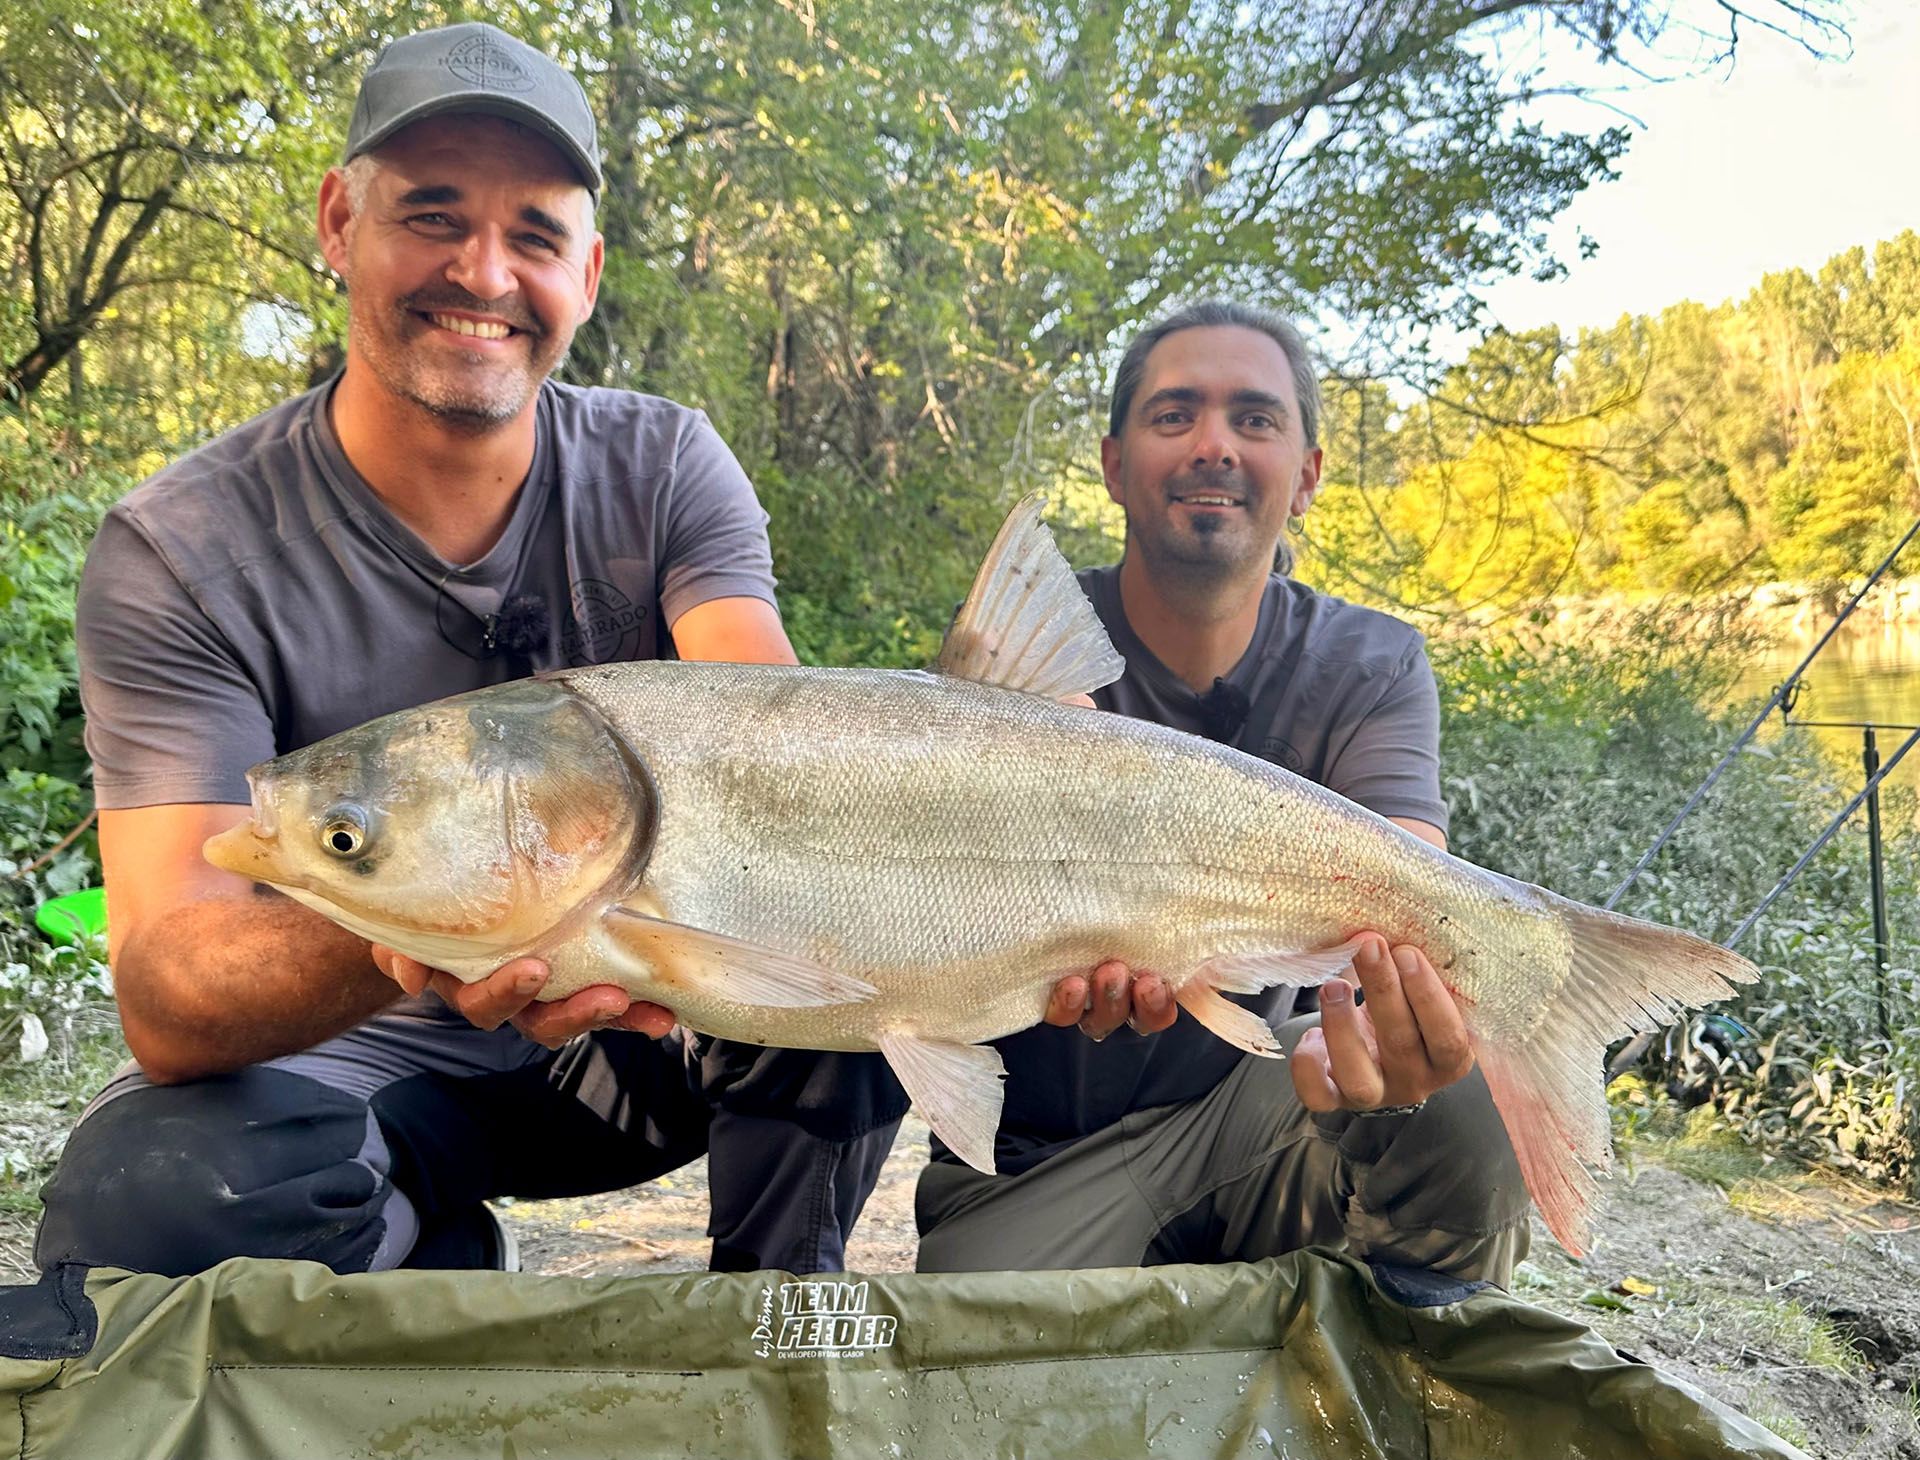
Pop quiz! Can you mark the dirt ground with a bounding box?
[6,1104,1920,1456]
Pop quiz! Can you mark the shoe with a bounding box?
[402,1202,520,1272]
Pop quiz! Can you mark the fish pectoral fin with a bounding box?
[931,494,1125,701]
[600,908,878,1008]
[1173,948,1358,1057]
[877,1031,1005,1175]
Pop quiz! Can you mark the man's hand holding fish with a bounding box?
[371,947,676,1046]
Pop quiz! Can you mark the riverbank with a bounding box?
[5,1061,1920,1456]
[1515,576,1920,642]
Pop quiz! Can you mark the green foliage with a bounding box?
[0,410,133,778]
[569,0,1678,656]
[0,403,124,1097]
[0,767,112,1093]
[1434,604,1806,926]
[0,0,347,408]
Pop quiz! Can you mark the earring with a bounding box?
[1287,513,1305,535]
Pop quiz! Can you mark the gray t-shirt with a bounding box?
[78,378,775,810]
[977,564,1450,1174]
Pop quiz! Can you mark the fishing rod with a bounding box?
[1721,725,1920,953]
[1600,517,1920,1083]
[1605,726,1920,1091]
[1603,514,1920,913]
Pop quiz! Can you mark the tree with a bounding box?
[0,0,361,407]
[546,0,1847,654]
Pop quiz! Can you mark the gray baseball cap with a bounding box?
[345,23,602,196]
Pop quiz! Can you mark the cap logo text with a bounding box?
[445,33,535,92]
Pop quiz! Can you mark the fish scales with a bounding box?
[547,661,1546,1048]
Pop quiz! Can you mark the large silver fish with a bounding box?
[205,498,1756,1252]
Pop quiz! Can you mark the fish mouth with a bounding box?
[203,821,293,884]
[203,772,294,882]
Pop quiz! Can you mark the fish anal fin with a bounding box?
[1200,944,1358,994]
[601,907,877,1008]
[1174,978,1285,1057]
[932,494,1125,701]
[877,1031,1005,1174]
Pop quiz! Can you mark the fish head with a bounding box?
[204,679,652,965]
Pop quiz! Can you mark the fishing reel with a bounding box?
[1659,1011,1756,1108]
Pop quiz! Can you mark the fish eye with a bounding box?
[320,808,368,858]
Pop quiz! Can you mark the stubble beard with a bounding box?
[347,290,565,432]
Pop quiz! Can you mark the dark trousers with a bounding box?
[34,1027,901,1278]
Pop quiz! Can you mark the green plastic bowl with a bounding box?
[36,886,107,947]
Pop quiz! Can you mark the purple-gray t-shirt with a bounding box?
[976,564,1450,1173]
[78,378,776,810]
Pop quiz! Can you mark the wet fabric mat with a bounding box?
[0,1248,1804,1459]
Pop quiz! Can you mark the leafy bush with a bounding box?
[0,405,133,780]
[0,405,129,1086]
[0,769,112,1074]
[1433,607,1920,1188]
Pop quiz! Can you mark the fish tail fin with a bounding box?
[1478,880,1760,1255]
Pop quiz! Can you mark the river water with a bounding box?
[1739,616,1920,806]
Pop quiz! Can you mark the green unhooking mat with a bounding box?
[0,1249,1804,1459]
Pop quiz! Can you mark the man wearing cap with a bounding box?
[36,23,904,1278]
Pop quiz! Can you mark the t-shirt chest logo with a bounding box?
[1258,735,1305,774]
[564,578,648,664]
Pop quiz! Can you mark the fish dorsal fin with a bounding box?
[932,494,1126,700]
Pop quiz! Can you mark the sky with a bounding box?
[1476,2,1920,336]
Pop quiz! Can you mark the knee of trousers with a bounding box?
[1333,1066,1533,1241]
[34,1067,392,1277]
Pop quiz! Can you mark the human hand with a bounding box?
[372,947,676,1048]
[1041,959,1179,1041]
[1290,933,1473,1113]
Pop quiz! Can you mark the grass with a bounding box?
[0,1008,125,1223]
[1660,1114,1774,1193]
[1717,1295,1862,1374]
[1742,1399,1811,1450]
